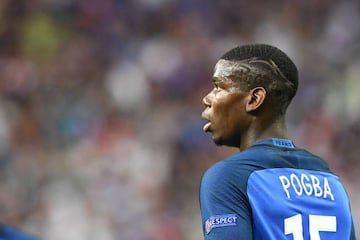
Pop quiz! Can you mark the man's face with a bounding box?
[201,60,250,147]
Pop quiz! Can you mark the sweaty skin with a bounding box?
[213,59,252,79]
[202,59,251,148]
[202,59,289,151]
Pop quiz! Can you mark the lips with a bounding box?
[202,111,212,132]
[203,122,211,132]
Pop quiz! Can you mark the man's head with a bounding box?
[201,44,298,148]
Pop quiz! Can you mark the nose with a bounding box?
[202,93,211,107]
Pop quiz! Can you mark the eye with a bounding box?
[214,83,220,90]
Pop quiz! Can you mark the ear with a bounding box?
[245,87,266,113]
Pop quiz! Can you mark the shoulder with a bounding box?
[199,152,262,224]
[200,150,266,194]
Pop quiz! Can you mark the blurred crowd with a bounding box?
[0,0,359,239]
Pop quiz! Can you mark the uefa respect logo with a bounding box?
[205,214,238,234]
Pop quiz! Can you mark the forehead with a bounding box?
[213,59,248,80]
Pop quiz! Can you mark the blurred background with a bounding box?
[0,0,359,239]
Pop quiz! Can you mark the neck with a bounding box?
[239,116,289,151]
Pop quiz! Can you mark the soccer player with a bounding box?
[200,44,357,239]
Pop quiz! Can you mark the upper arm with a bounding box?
[199,162,253,240]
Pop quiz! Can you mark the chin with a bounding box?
[211,133,223,145]
[213,138,223,146]
[213,135,240,148]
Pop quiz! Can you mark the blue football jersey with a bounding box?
[199,138,357,240]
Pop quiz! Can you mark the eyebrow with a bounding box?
[212,76,222,83]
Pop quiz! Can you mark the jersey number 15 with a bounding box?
[284,214,336,240]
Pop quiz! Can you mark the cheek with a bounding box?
[214,98,244,130]
[212,103,244,146]
[228,99,249,131]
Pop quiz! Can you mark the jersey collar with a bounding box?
[252,138,295,149]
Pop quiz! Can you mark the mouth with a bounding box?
[201,111,212,132]
[203,122,212,132]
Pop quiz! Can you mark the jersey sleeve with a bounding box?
[199,160,253,240]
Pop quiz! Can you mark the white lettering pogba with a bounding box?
[279,173,334,200]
